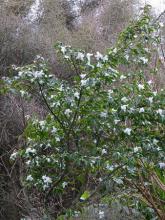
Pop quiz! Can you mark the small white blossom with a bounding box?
[74,91,79,99]
[99,210,105,219]
[121,97,128,103]
[26,160,31,165]
[81,79,88,86]
[62,182,68,188]
[120,75,126,80]
[148,97,153,103]
[60,46,66,54]
[106,164,114,171]
[39,120,45,127]
[80,74,86,79]
[51,127,57,134]
[10,150,18,160]
[86,53,93,64]
[26,175,33,181]
[76,52,85,61]
[153,91,157,96]
[65,109,72,116]
[55,137,60,142]
[100,112,107,118]
[96,62,103,68]
[113,177,123,184]
[159,162,165,169]
[103,55,108,62]
[133,147,142,153]
[95,51,103,60]
[46,158,51,163]
[159,22,164,27]
[147,80,153,85]
[125,54,129,60]
[156,109,163,116]
[101,149,107,155]
[140,57,148,64]
[124,128,132,135]
[20,90,26,97]
[33,70,44,78]
[108,89,113,97]
[113,48,117,53]
[153,139,159,144]
[114,119,120,124]
[42,175,52,184]
[138,84,144,90]
[139,107,144,113]
[121,105,128,112]
[25,148,36,155]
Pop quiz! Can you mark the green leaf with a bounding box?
[80,191,90,201]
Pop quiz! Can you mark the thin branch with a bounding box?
[37,81,66,131]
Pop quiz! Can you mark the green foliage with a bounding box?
[3,6,165,219]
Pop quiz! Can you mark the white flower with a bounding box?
[113,48,117,53]
[10,151,18,160]
[80,74,86,79]
[96,62,103,68]
[55,137,60,142]
[74,91,79,99]
[147,80,153,85]
[120,75,126,80]
[123,128,132,135]
[46,158,51,163]
[81,79,88,86]
[20,90,26,97]
[99,210,105,219]
[139,107,144,113]
[108,89,113,97]
[148,97,153,103]
[65,109,72,116]
[51,127,57,134]
[113,177,123,184]
[138,84,144,90]
[39,120,45,127]
[121,97,128,103]
[114,119,120,124]
[26,160,31,165]
[103,55,108,62]
[60,46,66,54]
[156,109,163,116]
[86,53,93,64]
[159,22,164,27]
[42,175,52,184]
[153,91,157,96]
[100,112,107,118]
[101,149,107,155]
[140,57,148,64]
[153,139,159,144]
[64,55,70,59]
[159,162,165,169]
[76,52,84,61]
[125,54,129,60]
[33,70,44,78]
[121,105,128,112]
[95,51,103,60]
[25,147,36,155]
[18,71,23,77]
[106,164,114,171]
[62,182,68,188]
[133,147,142,153]
[26,175,33,181]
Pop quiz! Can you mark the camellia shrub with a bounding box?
[1,5,165,220]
